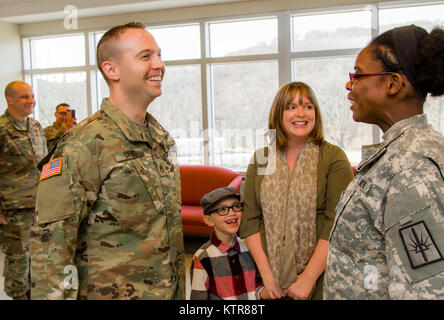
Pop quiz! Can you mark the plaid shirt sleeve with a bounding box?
[190,254,209,300]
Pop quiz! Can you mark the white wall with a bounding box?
[0,21,22,114]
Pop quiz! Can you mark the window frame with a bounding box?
[21,1,444,170]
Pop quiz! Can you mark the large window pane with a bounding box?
[93,25,201,63]
[210,60,278,170]
[292,10,372,52]
[148,65,203,165]
[149,24,200,61]
[32,72,88,128]
[29,35,85,69]
[292,57,372,165]
[95,70,109,110]
[208,18,277,57]
[379,4,444,33]
[95,65,203,164]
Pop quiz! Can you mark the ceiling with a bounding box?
[0,0,248,23]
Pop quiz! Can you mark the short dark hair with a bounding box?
[96,21,147,84]
[56,103,70,112]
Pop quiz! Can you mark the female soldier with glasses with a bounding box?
[324,25,444,300]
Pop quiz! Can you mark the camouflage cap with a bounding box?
[201,187,240,215]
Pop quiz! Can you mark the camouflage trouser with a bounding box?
[2,208,34,298]
[0,224,3,250]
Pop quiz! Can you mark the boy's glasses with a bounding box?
[348,72,394,83]
[206,203,243,216]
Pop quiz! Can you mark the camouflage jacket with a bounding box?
[0,111,47,214]
[30,99,186,300]
[324,114,444,299]
[43,122,64,151]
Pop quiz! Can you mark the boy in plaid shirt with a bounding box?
[189,187,269,300]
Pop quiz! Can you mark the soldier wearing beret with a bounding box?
[30,22,185,300]
[0,81,47,299]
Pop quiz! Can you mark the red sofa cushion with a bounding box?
[179,165,243,235]
[181,205,207,225]
[179,165,242,205]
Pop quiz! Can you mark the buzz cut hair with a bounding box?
[56,103,70,112]
[96,21,147,84]
[4,81,28,99]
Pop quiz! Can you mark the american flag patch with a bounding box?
[40,158,62,181]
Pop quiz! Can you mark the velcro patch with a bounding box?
[399,221,443,269]
[113,150,145,162]
[39,157,62,181]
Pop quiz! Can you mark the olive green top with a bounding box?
[239,141,353,299]
[240,140,353,251]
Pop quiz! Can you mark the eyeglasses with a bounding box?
[349,72,395,83]
[206,203,243,216]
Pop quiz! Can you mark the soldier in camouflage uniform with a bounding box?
[43,103,76,151]
[0,81,47,300]
[324,25,444,299]
[30,22,186,300]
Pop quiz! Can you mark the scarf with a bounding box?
[261,142,319,290]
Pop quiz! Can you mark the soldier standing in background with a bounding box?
[43,103,76,151]
[30,22,186,300]
[0,81,47,300]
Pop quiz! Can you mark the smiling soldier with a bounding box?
[0,81,47,300]
[29,22,186,300]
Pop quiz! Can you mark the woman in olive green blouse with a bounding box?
[239,82,353,300]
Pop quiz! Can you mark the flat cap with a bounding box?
[200,186,240,214]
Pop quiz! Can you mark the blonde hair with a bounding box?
[268,82,324,148]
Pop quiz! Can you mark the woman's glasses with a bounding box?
[349,72,395,83]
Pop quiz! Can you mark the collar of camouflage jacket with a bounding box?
[5,110,29,132]
[100,98,169,149]
[357,114,429,174]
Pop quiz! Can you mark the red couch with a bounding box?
[179,165,243,236]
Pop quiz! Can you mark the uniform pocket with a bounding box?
[103,153,164,232]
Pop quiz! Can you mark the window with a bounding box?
[149,24,200,61]
[292,57,372,164]
[30,72,88,128]
[27,34,85,69]
[291,9,373,163]
[209,61,279,170]
[23,34,89,128]
[22,1,444,170]
[207,18,277,57]
[149,65,203,164]
[292,10,372,52]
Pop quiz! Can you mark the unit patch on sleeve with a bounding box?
[399,221,443,269]
[39,157,63,181]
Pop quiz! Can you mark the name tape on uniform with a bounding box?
[40,157,63,181]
